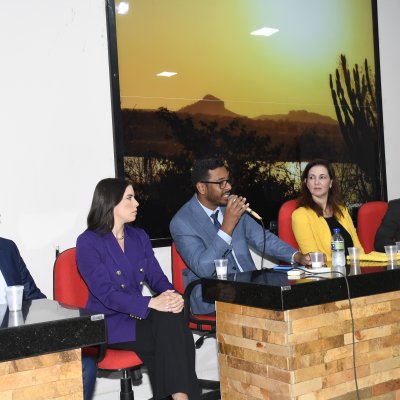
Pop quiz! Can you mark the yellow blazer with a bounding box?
[292,206,363,261]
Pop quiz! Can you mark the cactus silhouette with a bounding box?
[330,54,379,196]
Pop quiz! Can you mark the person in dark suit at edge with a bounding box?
[169,157,311,315]
[374,199,400,252]
[0,236,97,400]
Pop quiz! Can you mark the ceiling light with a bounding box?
[116,2,129,15]
[156,71,177,77]
[250,27,279,37]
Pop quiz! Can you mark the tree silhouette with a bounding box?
[329,54,379,199]
[152,108,301,222]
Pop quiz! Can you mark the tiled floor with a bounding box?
[92,335,219,399]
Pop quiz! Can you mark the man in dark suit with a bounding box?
[170,158,311,314]
[0,237,46,302]
[375,199,400,252]
[0,237,97,400]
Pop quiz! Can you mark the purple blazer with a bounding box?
[76,225,174,344]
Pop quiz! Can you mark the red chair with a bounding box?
[171,242,220,400]
[53,248,143,400]
[357,201,388,253]
[278,199,299,250]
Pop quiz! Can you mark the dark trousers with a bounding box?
[109,310,200,400]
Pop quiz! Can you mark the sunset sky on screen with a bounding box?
[116,0,375,119]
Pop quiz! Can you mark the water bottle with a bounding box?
[331,228,345,269]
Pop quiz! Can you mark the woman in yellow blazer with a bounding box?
[292,159,363,262]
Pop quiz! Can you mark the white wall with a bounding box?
[377,0,400,200]
[0,0,115,297]
[0,0,399,295]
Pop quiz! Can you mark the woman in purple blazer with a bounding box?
[76,178,199,400]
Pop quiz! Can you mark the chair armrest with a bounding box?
[183,279,216,330]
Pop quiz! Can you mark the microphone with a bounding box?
[229,195,262,220]
[246,206,262,221]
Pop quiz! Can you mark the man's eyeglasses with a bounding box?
[200,179,232,189]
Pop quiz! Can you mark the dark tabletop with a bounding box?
[0,298,106,362]
[201,264,400,311]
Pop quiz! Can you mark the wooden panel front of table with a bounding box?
[0,349,83,400]
[0,299,106,400]
[216,290,400,399]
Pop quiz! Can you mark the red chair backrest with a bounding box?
[357,201,388,253]
[171,242,186,295]
[278,199,299,250]
[53,247,89,308]
[54,248,144,370]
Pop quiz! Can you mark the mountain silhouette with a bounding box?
[255,110,338,125]
[177,94,240,117]
[178,95,337,125]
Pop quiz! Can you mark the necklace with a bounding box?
[115,234,124,240]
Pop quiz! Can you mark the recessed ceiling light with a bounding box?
[116,2,129,15]
[250,27,279,37]
[156,71,177,77]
